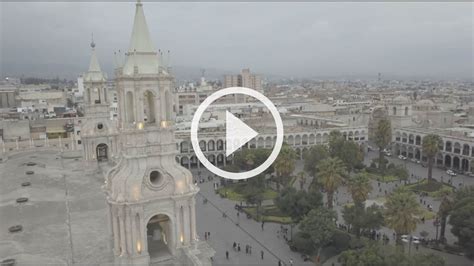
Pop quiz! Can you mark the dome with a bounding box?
[416,99,435,107]
[392,95,410,104]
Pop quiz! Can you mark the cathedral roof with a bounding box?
[392,95,410,104]
[122,1,160,75]
[416,99,436,107]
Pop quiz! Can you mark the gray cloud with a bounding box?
[1,2,472,80]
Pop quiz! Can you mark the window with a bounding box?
[97,123,103,130]
[150,171,162,185]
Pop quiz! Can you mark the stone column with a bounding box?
[125,208,132,255]
[119,208,126,255]
[112,211,120,255]
[190,198,197,242]
[131,210,138,255]
[183,203,190,245]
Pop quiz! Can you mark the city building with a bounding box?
[392,127,474,173]
[223,68,262,92]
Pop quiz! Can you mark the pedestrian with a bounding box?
[278,260,282,266]
[237,243,241,252]
[245,245,248,254]
[261,250,264,260]
[261,221,265,231]
[208,231,210,239]
[233,242,236,250]
[204,232,207,240]
[249,245,252,255]
[237,212,240,217]
[226,250,229,260]
[289,258,294,266]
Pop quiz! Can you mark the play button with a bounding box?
[225,111,259,157]
[191,87,284,180]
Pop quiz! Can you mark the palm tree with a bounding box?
[348,172,372,206]
[347,172,373,238]
[437,187,453,243]
[422,134,442,182]
[318,157,346,209]
[384,189,420,247]
[298,171,306,191]
[374,119,391,171]
[274,144,296,190]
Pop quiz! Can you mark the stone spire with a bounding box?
[122,0,160,75]
[84,36,106,82]
[128,0,155,53]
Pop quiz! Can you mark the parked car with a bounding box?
[398,155,407,160]
[401,235,421,244]
[412,236,421,244]
[446,169,457,176]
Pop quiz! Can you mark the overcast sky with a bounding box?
[1,2,473,80]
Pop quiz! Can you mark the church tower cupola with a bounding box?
[81,39,119,162]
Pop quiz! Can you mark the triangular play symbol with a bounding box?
[225,111,259,157]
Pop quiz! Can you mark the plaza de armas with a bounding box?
[211,118,474,266]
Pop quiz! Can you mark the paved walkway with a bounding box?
[194,168,312,266]
[195,151,474,266]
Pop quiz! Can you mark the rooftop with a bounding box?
[0,151,113,265]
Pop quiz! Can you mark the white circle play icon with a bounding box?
[190,87,284,180]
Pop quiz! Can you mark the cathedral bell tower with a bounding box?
[104,1,214,265]
[81,40,118,162]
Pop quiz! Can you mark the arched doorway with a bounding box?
[147,214,172,259]
[96,143,108,162]
[461,159,469,172]
[453,156,460,170]
[444,155,452,168]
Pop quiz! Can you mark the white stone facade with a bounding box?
[102,1,213,265]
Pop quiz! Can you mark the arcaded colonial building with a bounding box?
[393,127,474,173]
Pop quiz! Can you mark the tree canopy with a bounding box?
[275,186,323,223]
[273,144,296,190]
[384,189,420,244]
[328,130,364,172]
[340,245,445,266]
[422,134,442,181]
[317,157,346,209]
[299,207,337,249]
[304,145,329,177]
[449,186,474,258]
